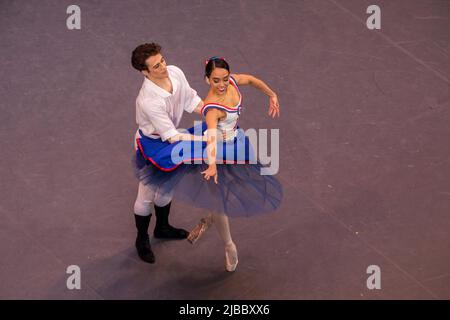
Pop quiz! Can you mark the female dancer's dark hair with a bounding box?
[205,57,230,78]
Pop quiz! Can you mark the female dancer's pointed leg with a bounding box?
[212,213,238,272]
[187,212,238,271]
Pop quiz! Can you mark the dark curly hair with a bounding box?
[131,42,162,71]
[205,56,230,78]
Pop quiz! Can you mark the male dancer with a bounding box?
[131,43,203,263]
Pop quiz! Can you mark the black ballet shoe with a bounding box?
[153,202,188,239]
[154,225,189,239]
[135,234,155,264]
[134,214,155,264]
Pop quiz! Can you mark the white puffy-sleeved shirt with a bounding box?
[135,65,202,142]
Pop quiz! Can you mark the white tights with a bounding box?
[133,182,173,216]
[133,136,173,216]
[204,213,233,246]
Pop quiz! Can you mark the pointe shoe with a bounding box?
[187,217,212,244]
[225,242,238,272]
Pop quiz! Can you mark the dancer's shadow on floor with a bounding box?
[55,228,242,299]
[139,266,238,299]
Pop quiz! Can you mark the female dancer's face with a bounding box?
[208,68,230,96]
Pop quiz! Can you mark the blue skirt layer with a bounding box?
[134,122,283,217]
[136,121,256,170]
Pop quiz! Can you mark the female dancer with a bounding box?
[134,57,282,272]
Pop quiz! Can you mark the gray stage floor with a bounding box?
[1,0,449,299]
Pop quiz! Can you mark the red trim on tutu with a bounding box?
[136,138,182,172]
[136,138,250,172]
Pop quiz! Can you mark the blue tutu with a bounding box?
[133,122,283,217]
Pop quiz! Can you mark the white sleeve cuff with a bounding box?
[160,128,180,142]
[185,95,202,113]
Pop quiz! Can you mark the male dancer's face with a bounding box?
[142,53,169,80]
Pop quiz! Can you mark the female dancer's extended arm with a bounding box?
[232,73,280,118]
[200,108,224,184]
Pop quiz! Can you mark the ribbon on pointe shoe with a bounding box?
[187,217,212,244]
[225,242,238,272]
